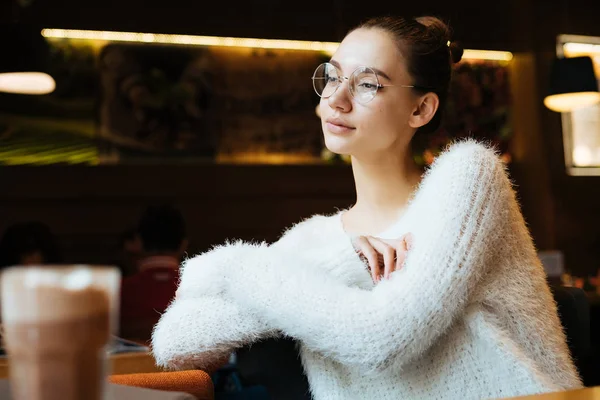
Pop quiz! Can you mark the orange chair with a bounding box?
[108,370,214,400]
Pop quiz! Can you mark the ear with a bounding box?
[408,92,440,129]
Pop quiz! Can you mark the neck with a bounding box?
[350,147,423,221]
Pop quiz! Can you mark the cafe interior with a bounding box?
[2,0,600,398]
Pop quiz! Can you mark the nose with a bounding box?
[327,78,352,113]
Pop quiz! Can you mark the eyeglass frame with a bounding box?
[311,62,433,104]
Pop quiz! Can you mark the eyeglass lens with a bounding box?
[312,63,380,104]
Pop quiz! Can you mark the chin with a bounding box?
[323,131,355,156]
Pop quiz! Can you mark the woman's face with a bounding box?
[319,28,420,159]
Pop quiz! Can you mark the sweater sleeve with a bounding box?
[225,142,513,373]
[151,211,371,370]
[150,213,350,370]
[151,243,281,371]
[151,295,279,370]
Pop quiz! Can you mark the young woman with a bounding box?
[152,16,582,399]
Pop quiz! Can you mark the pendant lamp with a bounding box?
[544,56,600,112]
[0,24,56,95]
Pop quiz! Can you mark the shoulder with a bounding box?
[433,139,504,172]
[271,211,344,250]
[278,212,341,239]
[424,139,510,190]
[410,140,514,218]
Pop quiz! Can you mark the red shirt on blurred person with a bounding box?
[118,204,187,342]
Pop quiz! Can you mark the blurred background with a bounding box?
[3,0,600,392]
[1,0,589,270]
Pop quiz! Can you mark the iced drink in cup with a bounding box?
[1,265,120,400]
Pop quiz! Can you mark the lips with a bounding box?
[325,117,355,134]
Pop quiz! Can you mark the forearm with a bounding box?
[224,241,425,372]
[151,295,278,370]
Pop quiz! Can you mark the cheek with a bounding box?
[318,99,329,118]
[318,100,333,132]
[357,103,394,134]
[372,96,413,129]
[357,102,411,146]
[316,101,324,118]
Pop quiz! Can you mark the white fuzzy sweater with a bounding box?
[152,141,582,399]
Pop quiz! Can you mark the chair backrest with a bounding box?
[235,337,311,400]
[550,285,591,378]
[108,370,214,400]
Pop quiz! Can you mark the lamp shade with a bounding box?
[0,24,55,95]
[544,56,600,112]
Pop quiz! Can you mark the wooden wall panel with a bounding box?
[0,164,355,263]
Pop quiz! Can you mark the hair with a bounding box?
[0,221,62,268]
[354,15,464,135]
[137,204,186,253]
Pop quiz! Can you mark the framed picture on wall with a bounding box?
[96,44,218,163]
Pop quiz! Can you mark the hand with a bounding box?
[352,233,413,283]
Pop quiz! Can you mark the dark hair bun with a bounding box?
[415,16,462,64]
[449,41,464,64]
[415,16,450,39]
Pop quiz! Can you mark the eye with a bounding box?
[359,82,377,90]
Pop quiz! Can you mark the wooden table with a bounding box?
[511,387,600,399]
[109,352,163,375]
[2,351,595,400]
[0,351,162,379]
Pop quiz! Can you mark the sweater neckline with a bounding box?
[337,164,431,239]
[337,208,408,239]
[337,183,422,239]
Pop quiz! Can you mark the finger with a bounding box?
[368,236,395,280]
[383,244,396,279]
[395,235,409,271]
[355,236,381,282]
[395,249,407,272]
[366,237,394,281]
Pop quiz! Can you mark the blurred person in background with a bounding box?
[119,204,188,341]
[0,221,62,268]
[114,227,143,279]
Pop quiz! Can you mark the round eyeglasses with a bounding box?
[312,62,417,105]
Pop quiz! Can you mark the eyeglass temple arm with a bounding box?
[378,84,416,88]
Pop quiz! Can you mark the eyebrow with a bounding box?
[330,59,392,81]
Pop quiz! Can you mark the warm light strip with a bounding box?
[42,28,513,61]
[563,42,600,55]
[41,29,340,53]
[462,49,513,62]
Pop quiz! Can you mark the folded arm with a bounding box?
[151,215,346,370]
[151,295,278,370]
[152,241,287,370]
[225,143,512,373]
